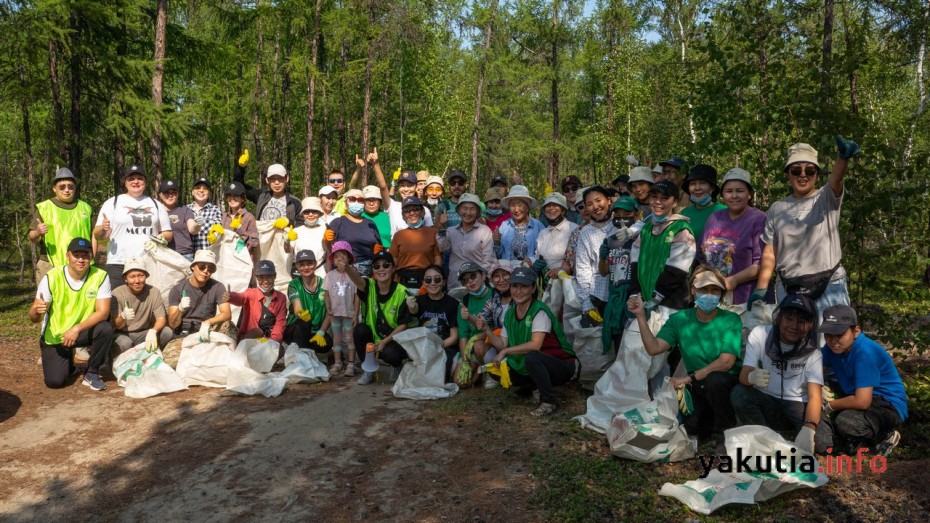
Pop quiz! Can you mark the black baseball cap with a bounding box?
[448,169,467,182]
[295,250,317,263]
[779,294,816,319]
[649,180,679,198]
[401,196,424,208]
[372,250,394,266]
[124,164,146,178]
[67,237,93,253]
[226,181,246,196]
[159,179,179,193]
[397,170,418,185]
[509,266,538,286]
[490,175,508,187]
[255,259,276,276]
[819,305,858,335]
[193,177,212,190]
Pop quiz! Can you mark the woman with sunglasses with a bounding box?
[346,251,416,385]
[407,265,460,380]
[478,267,577,416]
[390,196,442,288]
[323,188,384,276]
[700,168,767,306]
[750,137,860,319]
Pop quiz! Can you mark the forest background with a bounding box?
[1,0,929,343]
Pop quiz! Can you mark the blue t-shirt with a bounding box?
[821,333,908,421]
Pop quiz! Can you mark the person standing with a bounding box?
[220,181,260,260]
[233,151,302,225]
[157,179,202,261]
[680,164,726,244]
[574,186,616,325]
[29,167,95,285]
[188,177,223,253]
[495,185,544,262]
[286,197,327,278]
[28,238,113,391]
[390,197,442,288]
[435,169,468,229]
[438,194,497,292]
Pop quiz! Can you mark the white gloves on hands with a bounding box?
[179,296,191,311]
[198,322,212,343]
[795,425,816,454]
[748,368,770,388]
[120,307,136,321]
[145,329,158,352]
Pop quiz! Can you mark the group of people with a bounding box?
[27,135,908,455]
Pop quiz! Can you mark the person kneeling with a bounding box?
[730,294,824,454]
[163,250,233,368]
[818,305,908,456]
[28,238,113,391]
[480,267,578,417]
[629,266,742,454]
[112,257,174,355]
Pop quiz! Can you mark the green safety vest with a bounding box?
[36,199,93,267]
[636,219,692,299]
[363,279,408,342]
[43,266,107,345]
[503,300,573,375]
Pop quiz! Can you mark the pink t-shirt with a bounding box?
[323,269,357,318]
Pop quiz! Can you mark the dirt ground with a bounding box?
[1,327,929,522]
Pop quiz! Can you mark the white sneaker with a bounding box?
[484,374,499,389]
[357,371,374,385]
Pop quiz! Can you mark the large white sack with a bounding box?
[226,338,288,397]
[567,315,613,391]
[175,332,236,388]
[659,425,828,515]
[561,274,582,342]
[391,327,459,400]
[541,277,564,317]
[210,228,254,324]
[606,378,696,462]
[278,343,330,383]
[143,243,190,303]
[575,305,673,433]
[256,220,294,293]
[112,344,188,398]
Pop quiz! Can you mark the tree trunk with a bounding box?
[548,0,560,187]
[252,12,265,183]
[21,64,38,278]
[322,82,331,172]
[820,0,834,128]
[470,0,498,193]
[904,1,928,168]
[49,39,67,163]
[604,14,615,181]
[69,11,83,177]
[304,0,324,197]
[338,40,349,173]
[269,30,281,164]
[361,2,375,186]
[150,0,168,190]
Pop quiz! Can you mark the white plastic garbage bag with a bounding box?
[175,332,236,388]
[606,378,696,462]
[143,243,190,303]
[561,275,582,342]
[575,306,673,433]
[744,303,775,338]
[226,338,288,397]
[391,327,459,400]
[210,229,254,323]
[257,220,294,293]
[541,277,564,316]
[659,425,828,515]
[568,315,613,391]
[279,343,330,383]
[112,344,188,398]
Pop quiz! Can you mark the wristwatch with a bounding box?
[688,371,697,382]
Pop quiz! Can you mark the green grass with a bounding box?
[0,266,38,340]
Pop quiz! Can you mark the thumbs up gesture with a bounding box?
[367,147,379,165]
[36,218,48,236]
[120,300,136,321]
[34,293,49,315]
[355,154,365,169]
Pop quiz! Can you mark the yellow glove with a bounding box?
[257,336,268,343]
[207,223,225,245]
[229,215,242,230]
[586,309,604,323]
[273,217,289,230]
[296,309,311,322]
[323,229,335,242]
[483,362,511,389]
[287,226,298,242]
[392,167,401,181]
[238,149,249,167]
[310,331,327,347]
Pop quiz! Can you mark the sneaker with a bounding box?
[82,372,107,391]
[344,362,356,377]
[484,374,499,389]
[531,403,557,417]
[357,371,375,385]
[875,430,901,457]
[329,361,345,376]
[389,366,402,382]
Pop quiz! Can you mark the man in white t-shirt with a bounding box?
[731,294,825,453]
[28,237,113,391]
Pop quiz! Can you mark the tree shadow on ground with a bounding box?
[0,390,21,424]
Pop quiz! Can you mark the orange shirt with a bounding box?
[390,226,441,271]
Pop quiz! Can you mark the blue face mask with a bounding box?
[409,219,424,229]
[694,293,721,313]
[348,202,365,216]
[468,284,487,297]
[690,194,712,207]
[652,214,669,223]
[487,208,503,217]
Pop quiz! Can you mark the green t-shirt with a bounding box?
[681,201,726,243]
[457,287,493,341]
[287,276,327,332]
[656,307,742,375]
[364,210,392,248]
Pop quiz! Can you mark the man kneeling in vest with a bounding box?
[28,237,113,391]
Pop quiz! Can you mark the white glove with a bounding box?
[179,295,191,312]
[794,425,815,453]
[143,240,158,252]
[625,154,639,167]
[198,322,212,342]
[194,214,206,227]
[145,329,158,352]
[405,295,418,314]
[120,306,136,321]
[149,234,168,246]
[748,368,770,388]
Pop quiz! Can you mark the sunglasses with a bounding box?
[788,165,818,177]
[345,196,363,203]
[423,276,443,284]
[329,178,344,184]
[372,262,393,270]
[194,263,215,273]
[449,180,466,186]
[460,272,480,283]
[575,204,585,212]
[56,183,76,190]
[562,185,579,192]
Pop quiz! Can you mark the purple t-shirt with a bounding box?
[700,207,766,304]
[168,206,195,255]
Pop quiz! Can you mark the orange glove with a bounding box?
[323,229,335,242]
[373,244,384,254]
